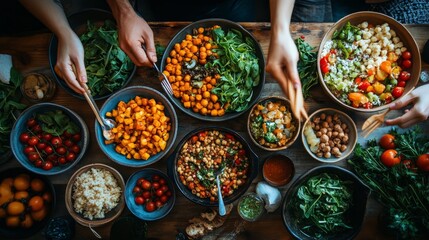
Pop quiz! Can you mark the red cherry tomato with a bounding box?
[36,142,47,150]
[152,175,160,182]
[32,125,42,133]
[160,195,169,203]
[133,186,141,194]
[72,133,81,142]
[145,201,156,212]
[402,51,411,60]
[155,200,163,209]
[64,139,74,147]
[142,191,151,200]
[397,81,406,88]
[24,146,35,155]
[66,152,76,162]
[34,160,43,168]
[416,153,429,172]
[161,185,169,193]
[51,137,62,146]
[56,146,67,155]
[398,71,411,81]
[28,152,40,162]
[71,145,80,154]
[392,87,404,98]
[42,161,53,170]
[135,196,145,205]
[152,182,160,190]
[380,149,401,167]
[401,59,412,69]
[320,57,330,74]
[42,133,52,141]
[155,189,164,197]
[358,80,371,91]
[141,180,151,190]
[26,118,37,128]
[19,133,30,143]
[159,178,166,185]
[44,146,54,155]
[363,102,373,109]
[379,134,395,149]
[27,136,39,146]
[58,156,67,165]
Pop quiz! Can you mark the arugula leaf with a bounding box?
[295,37,318,99]
[0,67,26,153]
[36,110,79,135]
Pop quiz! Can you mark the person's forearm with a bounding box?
[107,0,135,24]
[19,0,72,40]
[270,0,295,35]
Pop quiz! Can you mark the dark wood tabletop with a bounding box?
[1,22,428,240]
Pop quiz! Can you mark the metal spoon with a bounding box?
[215,166,226,216]
[81,83,115,140]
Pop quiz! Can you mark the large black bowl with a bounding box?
[160,18,265,121]
[0,168,56,239]
[168,127,259,207]
[282,165,370,240]
[48,9,136,100]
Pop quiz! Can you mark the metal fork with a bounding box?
[361,109,390,138]
[142,45,173,95]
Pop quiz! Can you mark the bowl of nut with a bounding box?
[302,108,357,163]
[318,11,421,112]
[247,96,300,151]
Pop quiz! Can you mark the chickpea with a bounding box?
[320,113,326,120]
[322,122,329,128]
[324,152,331,158]
[342,135,349,142]
[317,152,323,157]
[320,134,329,143]
[332,147,341,157]
[340,145,348,152]
[316,131,322,137]
[326,115,332,123]
[333,131,339,137]
[323,146,331,153]
[327,131,332,138]
[321,128,328,134]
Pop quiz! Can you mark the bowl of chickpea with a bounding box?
[168,127,259,206]
[160,18,265,121]
[95,86,178,167]
[318,11,421,112]
[301,108,357,163]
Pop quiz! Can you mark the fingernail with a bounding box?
[294,83,300,89]
[80,76,87,83]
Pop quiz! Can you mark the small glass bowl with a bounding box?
[237,192,265,222]
[21,73,56,102]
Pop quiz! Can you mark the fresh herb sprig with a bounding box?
[348,127,429,239]
[295,37,318,99]
[80,20,134,97]
[36,110,80,136]
[0,68,26,153]
[293,173,354,239]
[209,27,261,112]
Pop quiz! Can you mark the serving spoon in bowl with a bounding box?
[81,83,116,140]
[215,166,227,216]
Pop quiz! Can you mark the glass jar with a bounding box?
[237,192,265,222]
[21,73,56,102]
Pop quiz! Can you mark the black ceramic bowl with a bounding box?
[0,168,56,239]
[49,9,136,100]
[168,127,258,207]
[160,18,265,121]
[282,165,370,240]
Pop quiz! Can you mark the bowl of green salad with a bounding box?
[49,9,136,100]
[282,165,370,239]
[318,11,420,112]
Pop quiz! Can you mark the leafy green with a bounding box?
[292,173,354,239]
[209,27,261,112]
[36,110,80,135]
[80,20,134,97]
[295,37,318,99]
[0,68,26,153]
[348,127,429,239]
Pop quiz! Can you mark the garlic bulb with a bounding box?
[256,181,281,213]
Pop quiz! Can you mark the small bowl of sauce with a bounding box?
[263,154,295,187]
[237,192,265,222]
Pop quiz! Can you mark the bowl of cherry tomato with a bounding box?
[318,11,421,112]
[10,103,89,175]
[0,167,56,239]
[125,168,175,221]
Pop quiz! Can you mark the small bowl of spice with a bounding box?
[247,96,300,151]
[237,192,265,222]
[263,154,295,187]
[20,73,56,102]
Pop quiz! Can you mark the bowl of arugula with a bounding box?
[49,9,136,100]
[160,18,265,121]
[10,103,89,175]
[282,165,370,239]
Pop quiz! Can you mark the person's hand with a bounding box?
[385,84,429,128]
[54,30,86,94]
[115,11,156,67]
[266,30,307,121]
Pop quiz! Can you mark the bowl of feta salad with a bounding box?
[318,11,421,112]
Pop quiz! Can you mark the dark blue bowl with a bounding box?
[96,86,178,167]
[125,168,175,221]
[10,103,89,175]
[282,165,370,240]
[0,167,56,239]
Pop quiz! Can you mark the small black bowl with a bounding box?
[168,127,259,207]
[160,18,265,121]
[282,165,370,240]
[0,167,56,239]
[48,9,136,100]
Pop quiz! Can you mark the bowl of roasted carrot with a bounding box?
[160,18,265,121]
[95,86,178,167]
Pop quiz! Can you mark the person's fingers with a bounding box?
[123,42,149,67]
[72,55,87,84]
[284,61,301,89]
[144,38,157,64]
[398,118,421,128]
[388,92,414,110]
[56,63,85,94]
[385,109,414,127]
[267,64,288,96]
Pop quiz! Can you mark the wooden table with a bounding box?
[1,22,428,240]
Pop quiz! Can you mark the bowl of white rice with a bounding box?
[65,163,125,227]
